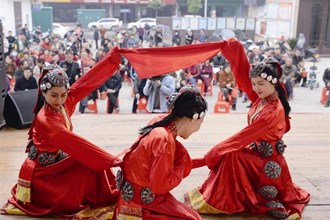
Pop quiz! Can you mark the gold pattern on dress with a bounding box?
[184,188,228,214]
[61,106,71,130]
[249,102,264,124]
[61,206,114,220]
[117,205,143,220]
[249,92,278,124]
[15,178,31,203]
[0,203,27,215]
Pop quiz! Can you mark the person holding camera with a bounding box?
[143,74,175,113]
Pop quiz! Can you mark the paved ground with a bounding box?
[0,113,329,219]
[90,59,330,116]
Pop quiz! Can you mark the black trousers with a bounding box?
[132,95,146,113]
[107,93,119,113]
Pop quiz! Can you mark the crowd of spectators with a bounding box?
[3,22,330,115]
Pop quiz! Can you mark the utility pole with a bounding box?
[204,0,208,17]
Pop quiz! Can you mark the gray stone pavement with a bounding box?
[80,58,330,115]
[0,112,329,219]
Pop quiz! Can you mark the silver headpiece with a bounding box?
[40,68,69,91]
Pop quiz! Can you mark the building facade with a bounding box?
[296,0,330,54]
[41,0,176,23]
[0,0,329,54]
[0,0,33,35]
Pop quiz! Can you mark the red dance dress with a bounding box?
[1,53,121,219]
[184,39,310,219]
[115,116,202,220]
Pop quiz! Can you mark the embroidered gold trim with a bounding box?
[16,178,31,203]
[61,206,114,220]
[117,213,142,220]
[249,102,263,124]
[61,106,71,130]
[184,188,228,214]
[288,213,301,220]
[0,203,27,215]
[117,205,143,220]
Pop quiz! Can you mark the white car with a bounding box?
[127,18,156,29]
[88,18,123,30]
[52,23,72,39]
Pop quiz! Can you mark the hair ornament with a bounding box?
[260,72,267,79]
[179,84,201,94]
[262,57,280,64]
[167,92,180,110]
[40,83,46,91]
[250,62,266,76]
[47,69,69,87]
[266,75,273,81]
[46,82,52,89]
[43,63,62,71]
[192,111,206,120]
[250,61,279,85]
[167,84,203,111]
[192,113,199,120]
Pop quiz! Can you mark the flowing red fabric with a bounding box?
[119,42,225,78]
[3,50,121,217]
[185,39,310,219]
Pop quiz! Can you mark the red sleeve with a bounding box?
[191,157,206,169]
[174,141,192,178]
[204,108,277,170]
[65,49,121,115]
[42,115,117,171]
[149,137,191,194]
[221,39,258,103]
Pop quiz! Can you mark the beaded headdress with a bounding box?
[167,84,207,120]
[40,66,69,91]
[250,57,282,85]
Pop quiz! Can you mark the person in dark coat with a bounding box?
[172,30,181,46]
[154,27,163,46]
[323,67,330,107]
[6,30,16,55]
[130,66,147,113]
[92,25,99,49]
[185,29,194,45]
[14,67,38,92]
[59,50,81,85]
[102,70,122,114]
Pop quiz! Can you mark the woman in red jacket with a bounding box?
[116,85,207,220]
[185,40,310,219]
[1,61,121,219]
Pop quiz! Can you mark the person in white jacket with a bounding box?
[143,74,175,113]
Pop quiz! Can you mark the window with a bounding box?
[325,5,330,47]
[310,2,322,46]
[14,1,22,35]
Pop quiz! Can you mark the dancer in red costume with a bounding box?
[1,62,121,219]
[184,39,310,219]
[115,85,207,220]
